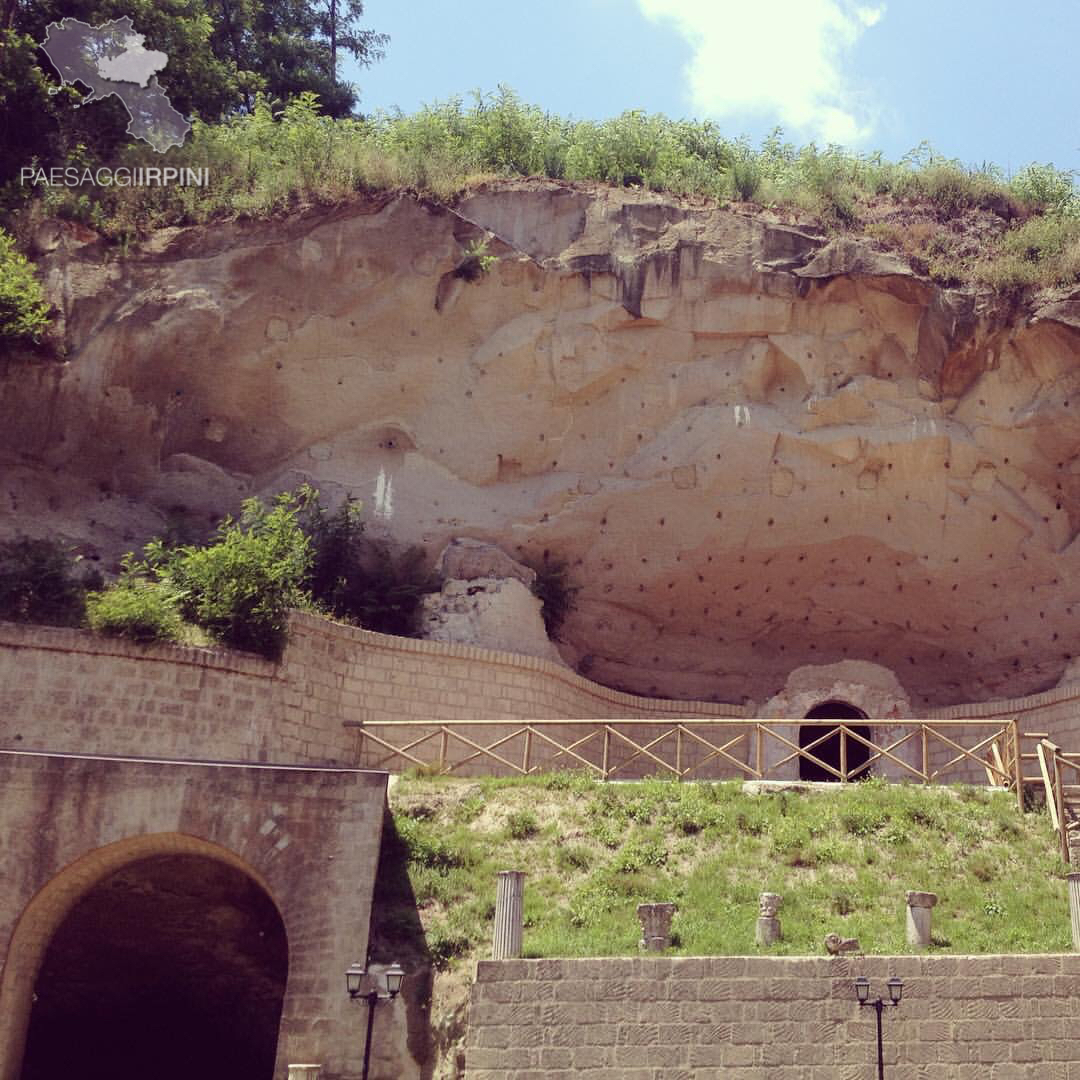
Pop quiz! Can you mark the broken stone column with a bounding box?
[637,902,677,951]
[1070,873,1080,952]
[287,1067,322,1080]
[756,892,783,946]
[492,870,525,959]
[905,890,939,949]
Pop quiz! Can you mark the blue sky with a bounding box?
[348,0,1080,175]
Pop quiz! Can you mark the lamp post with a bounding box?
[346,961,405,1080]
[854,976,903,1080]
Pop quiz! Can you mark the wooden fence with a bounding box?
[349,716,1030,793]
[1035,738,1080,864]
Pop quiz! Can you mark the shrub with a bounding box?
[0,229,50,345]
[522,552,579,640]
[0,536,90,626]
[146,489,313,659]
[301,490,437,636]
[85,575,184,644]
[506,810,539,840]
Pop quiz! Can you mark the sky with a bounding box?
[346,0,1080,176]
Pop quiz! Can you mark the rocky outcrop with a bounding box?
[4,180,1080,707]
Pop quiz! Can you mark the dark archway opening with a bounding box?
[800,701,872,781]
[21,854,287,1080]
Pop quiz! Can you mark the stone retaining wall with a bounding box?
[464,954,1080,1079]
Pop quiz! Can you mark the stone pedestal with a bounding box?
[287,1067,322,1080]
[637,902,676,951]
[756,892,782,946]
[492,870,525,959]
[1069,873,1080,952]
[906,890,938,949]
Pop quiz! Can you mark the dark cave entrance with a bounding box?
[799,701,872,781]
[21,854,287,1080]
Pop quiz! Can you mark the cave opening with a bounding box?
[799,701,872,781]
[20,854,287,1080]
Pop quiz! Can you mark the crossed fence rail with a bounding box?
[348,716,1029,793]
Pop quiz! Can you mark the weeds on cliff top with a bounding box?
[371,774,1071,974]
[14,85,1080,292]
[0,227,50,345]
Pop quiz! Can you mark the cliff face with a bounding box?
[5,181,1080,707]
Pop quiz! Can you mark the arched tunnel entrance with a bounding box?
[20,854,287,1080]
[799,701,872,782]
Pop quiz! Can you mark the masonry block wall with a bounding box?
[464,955,1080,1080]
[3,612,1078,779]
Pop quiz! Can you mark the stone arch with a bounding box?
[0,833,285,1080]
[799,699,872,781]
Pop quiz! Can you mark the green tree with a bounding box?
[1,0,386,188]
[145,490,313,658]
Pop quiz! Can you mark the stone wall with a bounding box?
[0,750,387,1080]
[3,612,1079,782]
[464,954,1080,1079]
[0,615,360,765]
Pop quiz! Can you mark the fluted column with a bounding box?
[492,870,525,959]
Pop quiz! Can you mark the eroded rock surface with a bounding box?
[5,181,1080,707]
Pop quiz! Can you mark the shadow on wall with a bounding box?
[366,805,438,1079]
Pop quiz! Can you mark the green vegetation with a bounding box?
[19,486,436,656]
[0,227,49,344]
[9,87,1077,293]
[0,535,97,626]
[300,491,437,637]
[373,774,1072,971]
[1,0,387,192]
[521,551,580,641]
[85,559,188,645]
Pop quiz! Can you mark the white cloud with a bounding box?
[637,0,885,144]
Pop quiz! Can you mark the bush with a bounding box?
[301,490,437,636]
[506,810,539,839]
[86,576,184,644]
[0,536,90,625]
[146,489,313,659]
[521,552,579,640]
[0,228,50,345]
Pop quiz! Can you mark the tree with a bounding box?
[1,0,387,184]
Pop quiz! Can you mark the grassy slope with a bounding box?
[372,773,1072,971]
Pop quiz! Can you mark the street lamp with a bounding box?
[854,976,903,1080]
[346,961,406,1080]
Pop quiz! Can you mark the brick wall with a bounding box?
[0,616,360,766]
[464,954,1080,1079]
[4,611,1079,779]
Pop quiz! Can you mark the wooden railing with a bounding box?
[1035,739,1080,864]
[349,717,1024,789]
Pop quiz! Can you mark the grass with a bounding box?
[372,773,1073,973]
[8,88,1079,294]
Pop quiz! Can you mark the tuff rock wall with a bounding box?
[5,181,1080,707]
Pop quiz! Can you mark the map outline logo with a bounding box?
[39,16,191,154]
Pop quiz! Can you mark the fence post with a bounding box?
[1070,874,1080,951]
[523,727,533,775]
[921,725,929,784]
[840,726,848,783]
[439,727,449,773]
[1056,755,1069,864]
[492,870,525,960]
[755,725,764,778]
[602,727,611,780]
[1013,717,1025,813]
[676,726,683,779]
